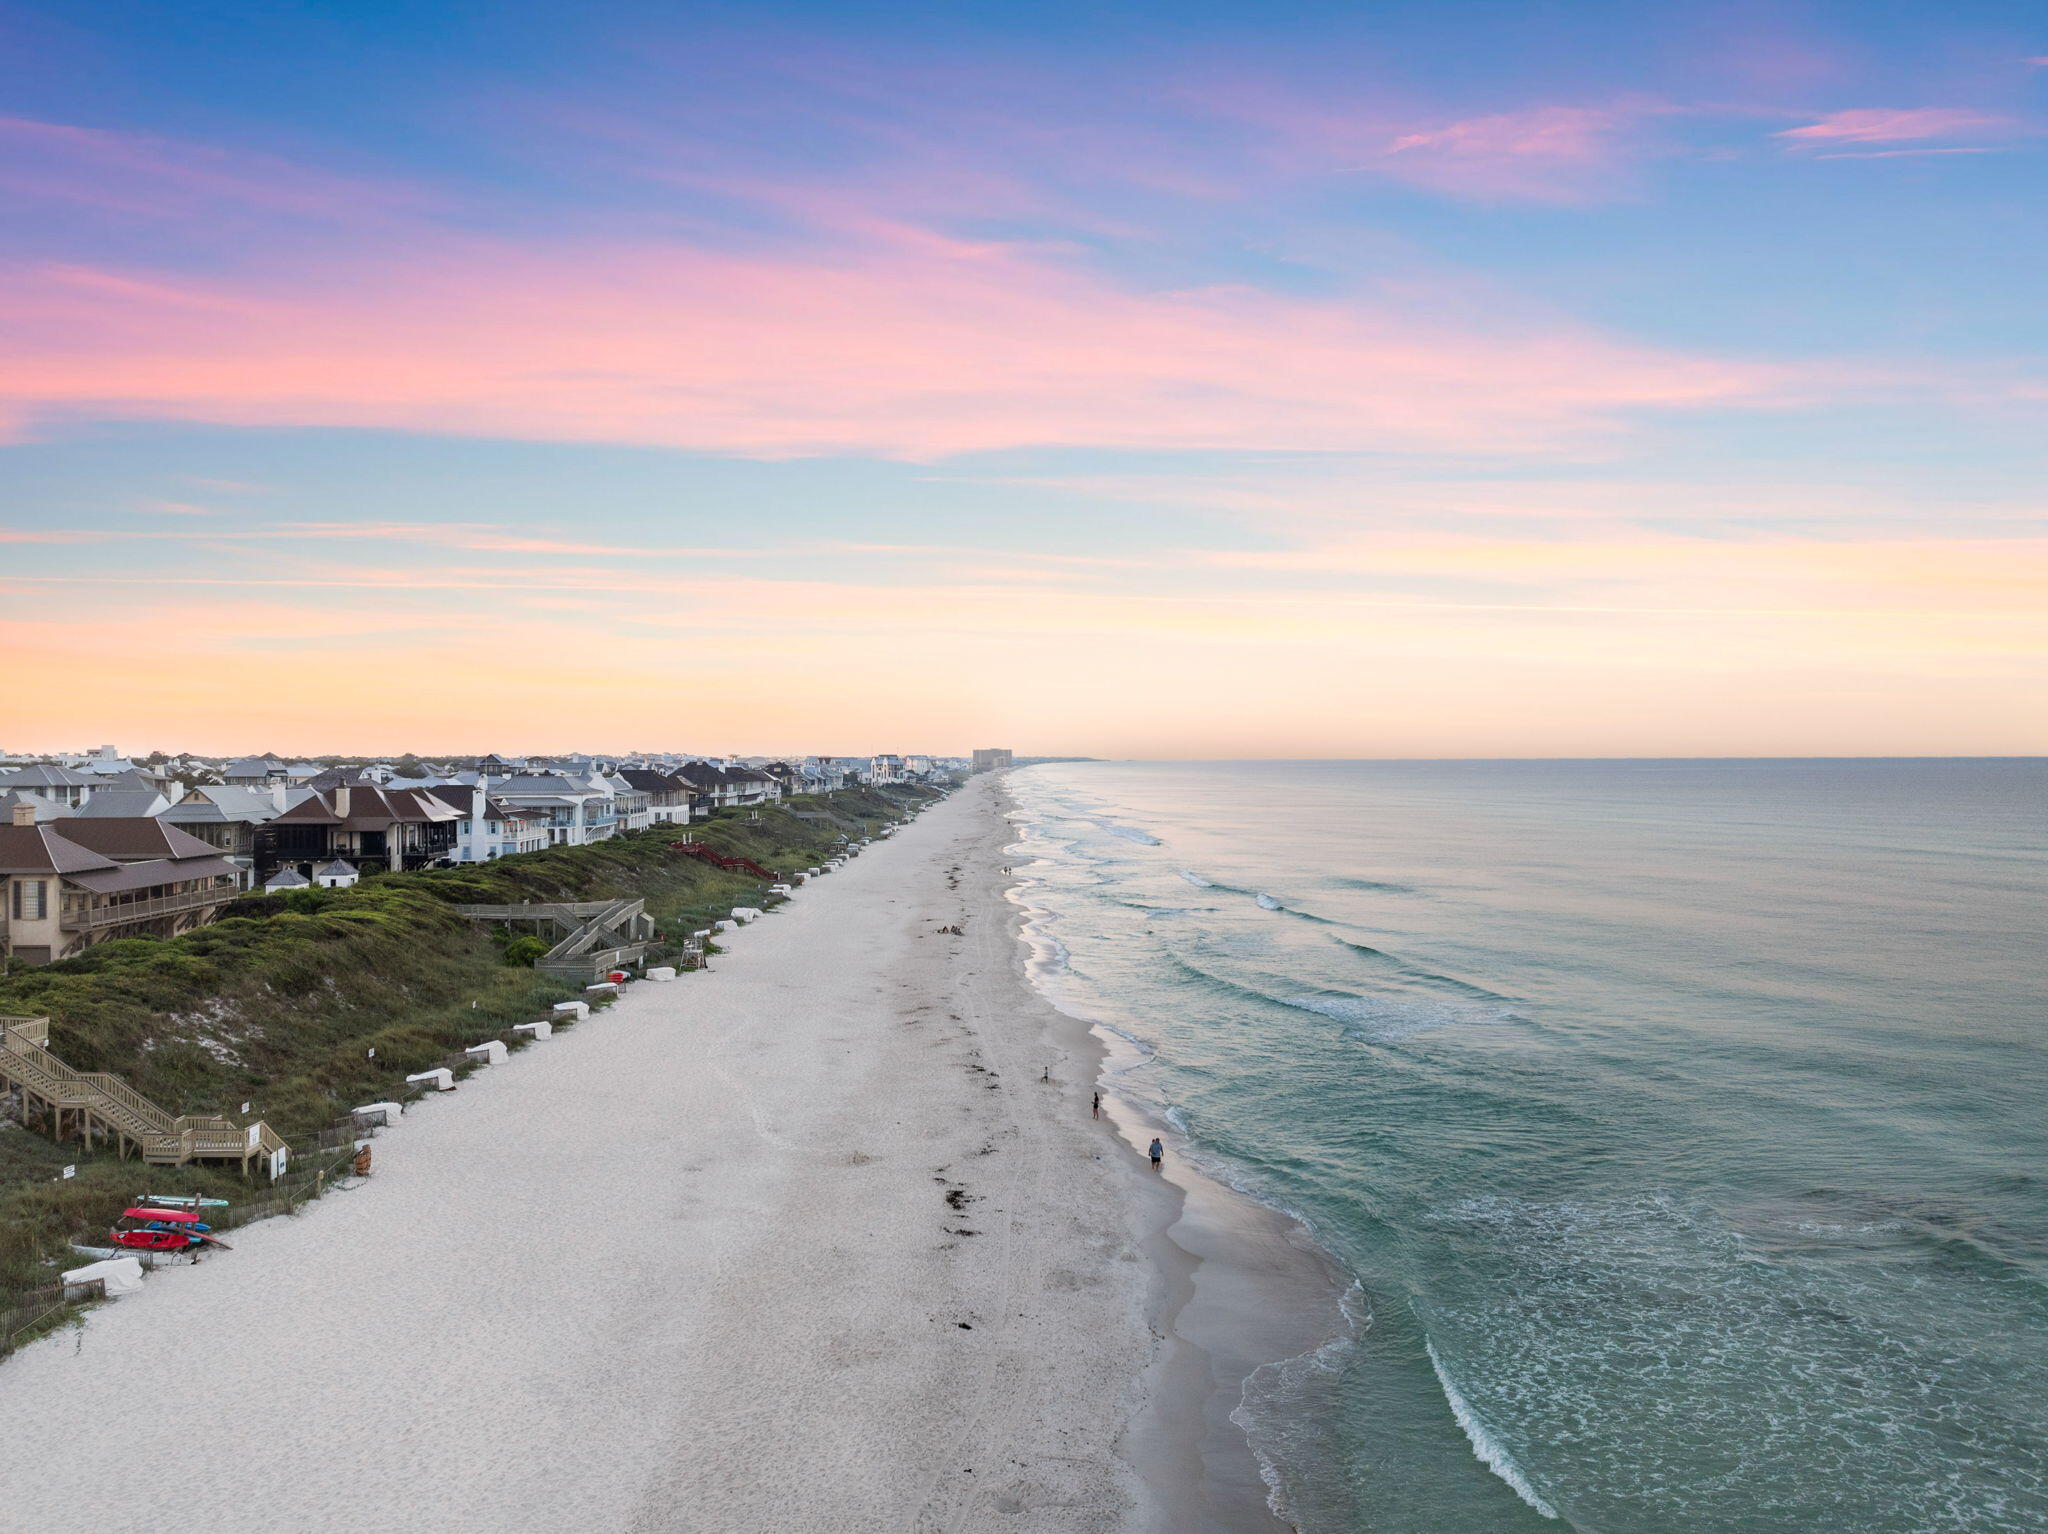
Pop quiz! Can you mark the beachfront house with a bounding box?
[258,785,463,877]
[721,764,781,805]
[483,773,615,847]
[425,783,552,862]
[604,773,653,833]
[619,769,697,825]
[0,803,246,965]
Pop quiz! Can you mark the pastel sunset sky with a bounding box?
[2,0,2043,756]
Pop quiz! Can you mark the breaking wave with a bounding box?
[1426,1340,1559,1519]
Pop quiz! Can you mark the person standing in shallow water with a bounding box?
[1148,1138,1164,1170]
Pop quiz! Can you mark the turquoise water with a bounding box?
[1005,760,2048,1533]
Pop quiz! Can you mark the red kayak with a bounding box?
[109,1207,233,1252]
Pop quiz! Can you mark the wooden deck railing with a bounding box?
[61,884,239,931]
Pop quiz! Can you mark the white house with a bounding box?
[423,783,552,862]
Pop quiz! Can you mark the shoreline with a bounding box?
[0,775,1330,1533]
[996,780,1355,1533]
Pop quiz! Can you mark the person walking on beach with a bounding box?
[1148,1137,1164,1171]
[1092,1091,1101,1119]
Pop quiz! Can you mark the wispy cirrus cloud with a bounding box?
[1372,105,1650,203]
[0,210,1785,460]
[1774,107,2016,151]
[136,499,223,516]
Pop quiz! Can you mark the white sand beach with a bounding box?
[0,778,1339,1533]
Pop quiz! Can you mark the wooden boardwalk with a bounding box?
[453,898,657,982]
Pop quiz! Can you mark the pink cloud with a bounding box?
[137,499,227,515]
[1376,106,1638,202]
[1775,108,2013,149]
[0,221,1783,459]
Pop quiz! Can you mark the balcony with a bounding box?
[61,884,239,931]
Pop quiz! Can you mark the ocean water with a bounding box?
[1004,760,2048,1534]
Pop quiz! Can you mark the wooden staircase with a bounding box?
[453,899,657,983]
[0,1017,288,1175]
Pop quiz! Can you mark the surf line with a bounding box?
[1424,1339,1560,1520]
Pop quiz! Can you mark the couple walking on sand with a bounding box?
[1093,1089,1166,1170]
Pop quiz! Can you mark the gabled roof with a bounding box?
[49,818,220,863]
[71,789,172,820]
[265,869,311,889]
[617,769,685,793]
[67,855,243,894]
[222,756,288,777]
[163,786,284,825]
[489,773,590,795]
[0,790,76,823]
[304,767,377,791]
[270,786,465,827]
[90,768,159,790]
[0,763,96,788]
[314,859,358,875]
[0,823,119,874]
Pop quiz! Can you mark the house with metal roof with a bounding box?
[221,756,291,787]
[617,769,698,825]
[423,784,551,862]
[0,763,100,810]
[71,787,172,820]
[160,784,295,872]
[0,803,246,965]
[258,785,463,877]
[484,773,618,847]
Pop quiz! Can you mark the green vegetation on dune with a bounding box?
[0,784,939,1319]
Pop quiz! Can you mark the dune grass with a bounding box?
[0,784,938,1315]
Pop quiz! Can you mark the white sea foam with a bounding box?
[1231,1280,1370,1528]
[1177,870,1213,887]
[1426,1339,1559,1519]
[1255,891,1282,910]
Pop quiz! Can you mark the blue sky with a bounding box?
[2,0,2043,755]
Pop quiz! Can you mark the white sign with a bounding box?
[61,1165,75,1180]
[240,1102,251,1114]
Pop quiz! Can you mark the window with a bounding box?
[11,879,47,921]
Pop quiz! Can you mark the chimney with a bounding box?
[11,801,36,827]
[270,781,287,812]
[332,786,351,819]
